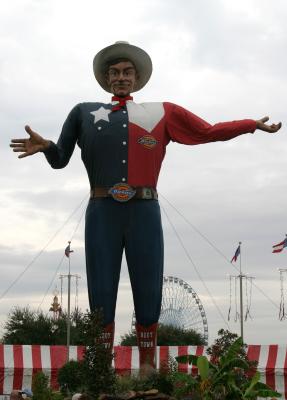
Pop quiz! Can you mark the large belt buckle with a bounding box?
[108,183,136,202]
[142,188,153,199]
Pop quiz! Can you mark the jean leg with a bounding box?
[125,200,164,326]
[85,199,124,325]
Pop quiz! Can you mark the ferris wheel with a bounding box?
[132,275,209,343]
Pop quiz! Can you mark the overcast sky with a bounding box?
[1,0,287,346]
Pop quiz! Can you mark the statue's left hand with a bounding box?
[256,116,282,133]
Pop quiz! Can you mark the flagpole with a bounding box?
[67,241,71,362]
[238,241,244,340]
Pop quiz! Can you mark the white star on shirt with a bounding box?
[90,107,111,124]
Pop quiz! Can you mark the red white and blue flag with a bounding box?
[272,237,287,253]
[65,243,74,257]
[231,245,241,263]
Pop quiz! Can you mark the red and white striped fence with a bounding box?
[0,345,286,398]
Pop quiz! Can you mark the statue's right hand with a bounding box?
[10,125,50,159]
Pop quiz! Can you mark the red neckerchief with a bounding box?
[111,95,133,111]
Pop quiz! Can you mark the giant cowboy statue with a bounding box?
[10,41,282,370]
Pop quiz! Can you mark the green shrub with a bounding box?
[114,356,177,395]
[175,336,281,399]
[114,371,174,395]
[50,391,65,400]
[32,371,52,400]
[57,311,116,399]
[58,360,86,396]
[81,311,116,397]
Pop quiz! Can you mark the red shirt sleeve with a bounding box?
[164,102,257,145]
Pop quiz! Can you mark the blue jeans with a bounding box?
[85,198,164,326]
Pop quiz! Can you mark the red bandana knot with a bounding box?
[111,96,133,111]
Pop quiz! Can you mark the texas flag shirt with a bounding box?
[44,100,256,189]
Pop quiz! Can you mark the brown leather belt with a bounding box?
[90,184,158,202]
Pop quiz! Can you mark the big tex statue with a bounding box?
[10,41,281,370]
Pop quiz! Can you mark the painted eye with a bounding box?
[108,70,117,78]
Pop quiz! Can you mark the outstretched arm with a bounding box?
[10,104,80,168]
[165,103,282,145]
[255,116,282,133]
[10,125,50,159]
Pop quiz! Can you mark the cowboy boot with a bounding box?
[99,321,115,351]
[136,322,158,373]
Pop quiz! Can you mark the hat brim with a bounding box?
[93,42,152,93]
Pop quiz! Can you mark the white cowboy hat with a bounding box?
[93,41,152,93]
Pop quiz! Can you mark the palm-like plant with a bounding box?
[175,337,281,400]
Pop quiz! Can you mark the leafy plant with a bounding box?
[58,360,86,396]
[32,371,52,400]
[206,329,251,365]
[50,392,65,400]
[114,358,176,396]
[82,313,116,398]
[57,310,116,399]
[175,336,281,399]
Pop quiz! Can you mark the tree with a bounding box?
[206,329,256,368]
[1,306,87,345]
[120,324,206,346]
[81,311,116,398]
[58,310,116,399]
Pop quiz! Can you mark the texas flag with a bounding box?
[231,245,241,263]
[65,243,74,257]
[272,237,287,253]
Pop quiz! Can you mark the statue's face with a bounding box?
[106,60,138,96]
